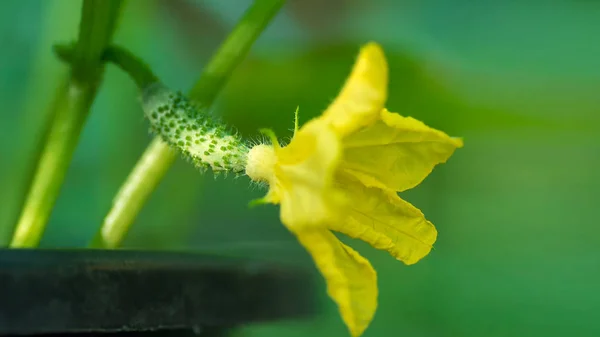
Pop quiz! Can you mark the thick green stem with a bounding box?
[10,0,123,248]
[92,0,286,248]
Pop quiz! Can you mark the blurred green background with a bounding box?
[1,0,600,336]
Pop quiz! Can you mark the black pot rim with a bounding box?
[0,248,318,335]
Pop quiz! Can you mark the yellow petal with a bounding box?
[341,108,463,192]
[320,42,388,136]
[295,229,378,337]
[331,174,437,265]
[276,120,345,230]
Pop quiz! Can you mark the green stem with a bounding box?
[54,44,158,89]
[92,0,286,248]
[102,45,159,89]
[90,138,176,248]
[10,0,124,248]
[187,0,286,105]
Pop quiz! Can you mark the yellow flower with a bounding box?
[245,42,463,337]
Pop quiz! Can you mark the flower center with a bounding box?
[245,144,277,183]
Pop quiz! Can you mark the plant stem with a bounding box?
[187,0,286,104]
[90,138,176,248]
[102,45,159,89]
[10,0,124,248]
[92,0,286,248]
[55,43,159,89]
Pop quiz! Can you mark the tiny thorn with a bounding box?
[293,105,300,136]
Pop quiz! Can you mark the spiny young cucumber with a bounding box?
[141,83,248,173]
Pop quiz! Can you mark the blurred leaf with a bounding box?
[219,43,567,137]
[157,0,227,60]
[286,0,356,36]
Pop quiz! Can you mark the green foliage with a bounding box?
[220,43,564,138]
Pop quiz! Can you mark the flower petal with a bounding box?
[295,229,378,337]
[321,42,388,136]
[331,174,437,265]
[276,120,345,230]
[341,108,463,192]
